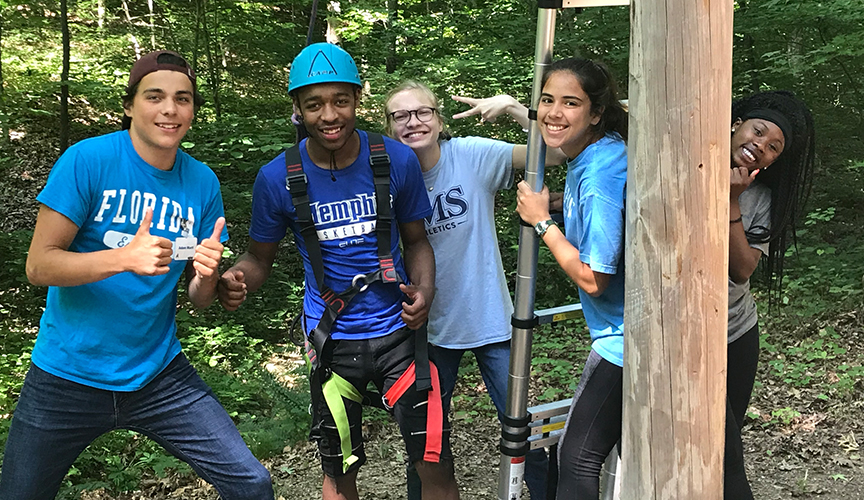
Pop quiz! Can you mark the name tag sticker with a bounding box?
[173,237,198,261]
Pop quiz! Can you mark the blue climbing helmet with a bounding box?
[288,43,361,95]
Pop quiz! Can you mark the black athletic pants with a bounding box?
[556,350,623,499]
[724,323,760,500]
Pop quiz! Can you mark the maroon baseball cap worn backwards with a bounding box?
[127,51,196,92]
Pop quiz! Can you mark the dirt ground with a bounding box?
[77,307,864,500]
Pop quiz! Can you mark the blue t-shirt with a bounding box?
[250,131,432,340]
[32,130,228,390]
[422,137,515,349]
[563,133,627,367]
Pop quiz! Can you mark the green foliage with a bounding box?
[1,0,864,496]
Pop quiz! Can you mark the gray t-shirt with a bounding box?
[727,182,771,343]
[422,137,515,349]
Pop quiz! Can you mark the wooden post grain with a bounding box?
[621,0,733,498]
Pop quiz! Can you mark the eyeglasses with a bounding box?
[388,107,438,124]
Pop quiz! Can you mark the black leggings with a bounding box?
[556,350,623,499]
[724,323,760,500]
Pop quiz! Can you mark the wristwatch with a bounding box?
[533,219,557,238]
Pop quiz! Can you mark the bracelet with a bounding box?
[730,216,743,224]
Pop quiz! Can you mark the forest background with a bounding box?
[0,0,863,498]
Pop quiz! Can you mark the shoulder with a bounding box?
[51,132,125,174]
[578,135,627,177]
[64,131,124,158]
[378,133,417,161]
[740,181,772,207]
[257,150,290,180]
[451,136,512,152]
[590,134,627,163]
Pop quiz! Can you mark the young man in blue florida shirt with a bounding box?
[0,51,273,500]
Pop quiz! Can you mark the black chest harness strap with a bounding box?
[284,133,432,392]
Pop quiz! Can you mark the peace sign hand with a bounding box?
[451,94,520,124]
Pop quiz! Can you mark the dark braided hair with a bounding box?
[542,58,628,141]
[731,90,816,297]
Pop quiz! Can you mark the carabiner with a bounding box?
[352,273,370,292]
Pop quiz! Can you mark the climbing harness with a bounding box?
[284,132,438,472]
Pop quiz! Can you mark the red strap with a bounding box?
[383,362,416,408]
[382,361,444,463]
[423,362,443,462]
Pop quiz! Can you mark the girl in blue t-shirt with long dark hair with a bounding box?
[516,57,628,499]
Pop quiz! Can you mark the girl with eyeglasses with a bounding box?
[384,80,565,500]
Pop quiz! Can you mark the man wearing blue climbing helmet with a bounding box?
[219,43,460,500]
[287,43,365,177]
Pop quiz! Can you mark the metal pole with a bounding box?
[497,6,557,500]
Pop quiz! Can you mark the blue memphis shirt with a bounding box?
[563,133,627,367]
[32,130,228,391]
[250,131,432,340]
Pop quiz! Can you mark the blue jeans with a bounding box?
[0,354,273,500]
[407,341,549,500]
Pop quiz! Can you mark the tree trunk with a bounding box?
[200,0,221,118]
[0,6,6,144]
[60,0,70,153]
[326,1,340,45]
[621,0,733,497]
[193,0,201,71]
[148,0,156,49]
[97,0,104,30]
[0,7,4,100]
[385,0,398,73]
[121,0,142,58]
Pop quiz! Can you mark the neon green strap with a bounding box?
[322,372,363,472]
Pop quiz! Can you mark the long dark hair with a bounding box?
[732,90,816,295]
[542,57,628,141]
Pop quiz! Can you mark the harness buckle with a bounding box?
[379,257,398,283]
[285,173,308,193]
[381,393,394,412]
[351,273,370,292]
[369,153,391,178]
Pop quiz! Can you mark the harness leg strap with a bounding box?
[321,371,364,473]
[383,361,444,463]
[414,324,432,392]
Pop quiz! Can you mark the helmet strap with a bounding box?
[329,150,337,182]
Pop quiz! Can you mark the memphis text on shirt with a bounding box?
[94,189,197,249]
[309,192,395,242]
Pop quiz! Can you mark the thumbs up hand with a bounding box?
[192,217,225,280]
[124,208,173,276]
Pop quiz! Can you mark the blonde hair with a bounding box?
[383,80,451,140]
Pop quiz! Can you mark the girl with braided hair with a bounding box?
[726,90,816,499]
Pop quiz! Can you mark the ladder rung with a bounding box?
[534,303,583,325]
[529,432,563,449]
[563,0,629,7]
[527,398,573,421]
[529,414,567,435]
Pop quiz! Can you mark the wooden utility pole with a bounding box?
[621,0,733,498]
